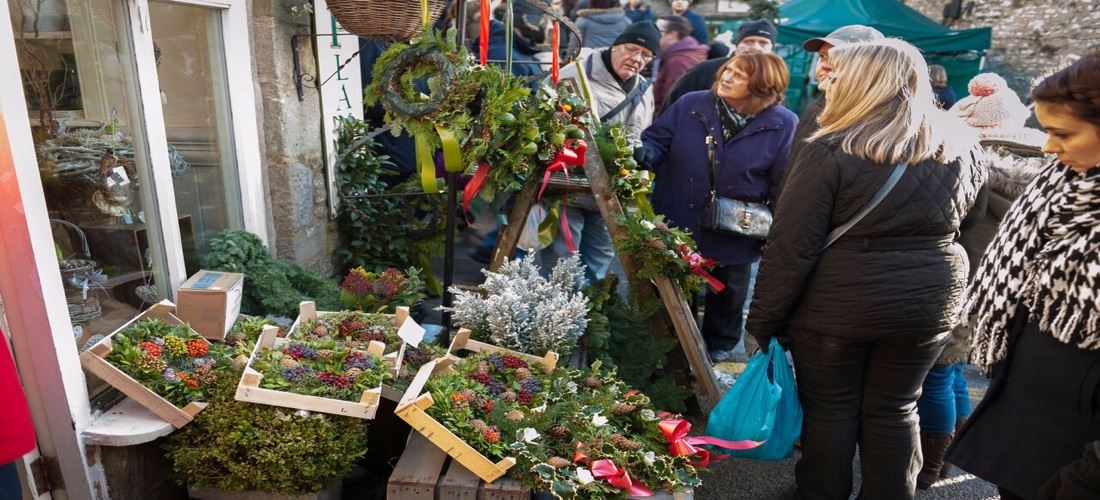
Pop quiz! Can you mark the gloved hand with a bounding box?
[632,145,656,171]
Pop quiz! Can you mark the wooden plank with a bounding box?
[489,178,540,272]
[395,394,516,482]
[480,475,527,500]
[653,278,720,410]
[387,432,449,500]
[438,459,480,500]
[447,329,559,372]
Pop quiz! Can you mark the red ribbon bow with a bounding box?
[658,419,762,468]
[678,245,725,292]
[591,459,654,497]
[538,139,587,252]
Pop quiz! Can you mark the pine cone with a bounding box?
[345,367,362,378]
[470,419,490,433]
[499,391,518,403]
[654,221,671,233]
[611,434,642,451]
[612,403,637,415]
[514,367,533,380]
[317,349,335,359]
[279,358,300,368]
[477,361,491,374]
[312,324,329,337]
[193,367,218,386]
[584,377,603,389]
[648,236,668,251]
[548,425,571,438]
[140,354,167,373]
[506,409,525,422]
[450,393,470,409]
[547,457,571,469]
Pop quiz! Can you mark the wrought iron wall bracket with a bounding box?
[292,33,361,102]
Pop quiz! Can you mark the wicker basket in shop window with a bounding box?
[328,0,447,43]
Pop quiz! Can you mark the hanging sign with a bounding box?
[314,0,364,217]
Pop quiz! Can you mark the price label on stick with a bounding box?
[397,317,426,347]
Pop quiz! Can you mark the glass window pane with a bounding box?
[9,0,172,354]
[150,1,243,274]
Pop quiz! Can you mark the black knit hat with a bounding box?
[736,19,776,45]
[613,22,661,56]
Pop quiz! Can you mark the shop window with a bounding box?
[150,0,243,273]
[10,0,175,352]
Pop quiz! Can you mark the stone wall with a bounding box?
[903,0,1100,95]
[249,0,340,275]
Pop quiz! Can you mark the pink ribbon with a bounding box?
[591,459,654,497]
[537,139,587,253]
[678,245,725,293]
[658,419,762,468]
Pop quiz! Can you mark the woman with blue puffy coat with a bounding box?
[640,52,797,361]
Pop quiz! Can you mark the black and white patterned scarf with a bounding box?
[715,98,754,143]
[968,160,1100,369]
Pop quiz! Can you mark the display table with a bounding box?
[82,397,174,446]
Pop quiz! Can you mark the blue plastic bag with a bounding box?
[706,338,803,460]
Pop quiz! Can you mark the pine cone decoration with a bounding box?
[612,403,638,415]
[647,236,668,251]
[279,358,300,368]
[548,425,571,438]
[140,354,167,373]
[345,367,362,378]
[477,361,491,374]
[317,349,335,359]
[470,419,490,433]
[547,457,571,469]
[193,367,218,386]
[499,391,518,403]
[584,377,603,389]
[506,409,525,422]
[654,221,671,233]
[611,434,642,451]
[514,367,533,380]
[312,324,329,337]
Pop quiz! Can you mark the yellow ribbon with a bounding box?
[415,133,440,193]
[537,204,560,247]
[420,0,430,29]
[436,126,463,173]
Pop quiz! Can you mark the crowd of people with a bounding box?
[358,2,1100,498]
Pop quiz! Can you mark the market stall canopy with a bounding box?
[776,0,992,53]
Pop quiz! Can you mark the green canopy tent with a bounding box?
[775,0,992,113]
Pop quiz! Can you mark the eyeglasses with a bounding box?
[618,44,655,63]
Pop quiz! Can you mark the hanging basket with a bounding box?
[327,0,447,43]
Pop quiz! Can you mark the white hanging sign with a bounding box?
[313,0,363,217]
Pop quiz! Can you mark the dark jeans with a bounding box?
[701,263,753,352]
[0,462,20,500]
[791,329,949,500]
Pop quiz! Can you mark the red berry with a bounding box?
[186,339,208,357]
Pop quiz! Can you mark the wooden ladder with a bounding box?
[486,130,721,410]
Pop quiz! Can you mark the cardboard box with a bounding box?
[176,270,244,340]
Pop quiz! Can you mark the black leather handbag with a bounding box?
[699,135,772,239]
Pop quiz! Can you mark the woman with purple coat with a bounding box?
[640,52,796,361]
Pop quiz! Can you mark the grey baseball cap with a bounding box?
[802,25,885,52]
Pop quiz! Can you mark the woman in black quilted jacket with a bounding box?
[745,38,985,500]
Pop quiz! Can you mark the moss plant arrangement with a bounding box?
[201,230,342,318]
[166,374,369,495]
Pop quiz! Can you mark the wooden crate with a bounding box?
[79,300,208,428]
[289,301,410,375]
[387,433,693,500]
[235,325,386,419]
[395,329,560,483]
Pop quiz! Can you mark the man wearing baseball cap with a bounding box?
[792,25,885,145]
[660,19,777,112]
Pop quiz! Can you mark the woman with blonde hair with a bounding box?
[746,38,984,499]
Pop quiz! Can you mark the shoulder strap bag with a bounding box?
[586,55,652,122]
[821,162,908,250]
[699,135,773,239]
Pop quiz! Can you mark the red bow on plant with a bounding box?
[678,245,725,293]
[658,419,762,468]
[537,139,588,252]
[591,459,654,497]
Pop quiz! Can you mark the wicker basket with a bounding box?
[328,0,447,43]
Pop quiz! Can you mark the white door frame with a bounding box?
[0,2,103,498]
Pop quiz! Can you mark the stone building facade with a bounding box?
[903,0,1100,95]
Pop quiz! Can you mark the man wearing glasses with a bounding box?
[546,21,660,285]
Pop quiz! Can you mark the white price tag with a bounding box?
[397,317,426,347]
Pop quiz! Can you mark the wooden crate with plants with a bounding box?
[395,328,560,483]
[235,324,389,419]
[79,300,237,428]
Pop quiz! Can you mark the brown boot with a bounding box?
[940,417,967,479]
[917,431,954,489]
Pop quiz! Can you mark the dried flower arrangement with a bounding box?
[105,318,236,407]
[447,254,589,357]
[249,339,390,402]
